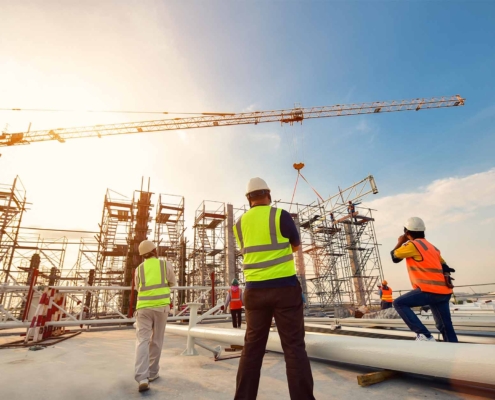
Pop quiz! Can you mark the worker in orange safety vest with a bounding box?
[224,279,244,328]
[391,217,457,342]
[379,280,393,310]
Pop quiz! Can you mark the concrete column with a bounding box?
[225,204,236,284]
[293,215,307,297]
[343,223,365,306]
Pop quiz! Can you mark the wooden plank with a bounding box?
[357,370,397,387]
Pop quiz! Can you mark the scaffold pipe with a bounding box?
[166,325,495,386]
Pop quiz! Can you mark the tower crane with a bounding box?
[0,95,464,147]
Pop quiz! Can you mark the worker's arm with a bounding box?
[280,210,301,252]
[391,236,417,263]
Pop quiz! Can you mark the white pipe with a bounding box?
[166,325,495,385]
[0,314,230,330]
[337,318,495,328]
[304,323,495,345]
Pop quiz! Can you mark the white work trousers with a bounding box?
[134,306,169,382]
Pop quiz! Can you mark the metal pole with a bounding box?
[226,204,236,283]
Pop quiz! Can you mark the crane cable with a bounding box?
[0,107,235,116]
[289,169,325,213]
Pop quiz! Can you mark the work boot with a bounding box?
[138,379,150,392]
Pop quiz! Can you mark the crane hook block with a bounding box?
[293,163,305,171]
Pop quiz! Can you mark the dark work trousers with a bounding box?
[381,301,393,310]
[234,282,315,400]
[393,288,458,342]
[231,309,242,328]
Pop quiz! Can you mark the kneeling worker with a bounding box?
[134,240,177,392]
[233,177,315,400]
[391,217,457,342]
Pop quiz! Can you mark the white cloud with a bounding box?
[366,169,495,240]
[364,169,495,290]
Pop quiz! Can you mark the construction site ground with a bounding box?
[1,323,493,400]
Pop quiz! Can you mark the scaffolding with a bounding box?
[154,193,185,302]
[288,176,383,310]
[188,201,226,305]
[0,176,26,285]
[83,189,133,318]
[1,174,385,323]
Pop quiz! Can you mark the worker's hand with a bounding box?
[397,234,408,246]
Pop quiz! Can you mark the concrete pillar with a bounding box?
[293,215,307,298]
[225,204,236,284]
[343,223,365,306]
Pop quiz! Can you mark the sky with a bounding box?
[1,0,495,291]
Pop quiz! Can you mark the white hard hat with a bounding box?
[138,240,156,256]
[405,217,426,232]
[246,177,270,196]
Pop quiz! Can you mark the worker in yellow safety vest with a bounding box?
[379,280,393,310]
[233,177,315,400]
[391,217,458,342]
[134,240,177,392]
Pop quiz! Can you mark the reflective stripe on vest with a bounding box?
[233,206,295,282]
[229,288,242,310]
[381,287,393,302]
[406,239,452,295]
[137,258,171,309]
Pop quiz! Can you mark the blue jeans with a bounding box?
[393,288,458,342]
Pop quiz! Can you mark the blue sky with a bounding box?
[1,0,494,289]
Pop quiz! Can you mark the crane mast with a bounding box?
[0,95,464,147]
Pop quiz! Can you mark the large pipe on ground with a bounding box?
[166,324,495,386]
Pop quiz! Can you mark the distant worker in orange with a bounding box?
[379,280,393,310]
[391,217,457,342]
[224,278,244,328]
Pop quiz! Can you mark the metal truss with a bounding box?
[1,95,464,146]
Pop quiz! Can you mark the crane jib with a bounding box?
[0,95,465,147]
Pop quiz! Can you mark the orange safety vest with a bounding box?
[381,286,393,302]
[406,239,452,295]
[229,288,242,310]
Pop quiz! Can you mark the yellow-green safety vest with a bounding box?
[233,206,295,282]
[136,258,171,310]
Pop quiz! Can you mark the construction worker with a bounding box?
[329,212,336,227]
[134,240,177,392]
[347,201,358,223]
[224,278,244,328]
[380,280,393,309]
[391,217,458,342]
[233,177,315,400]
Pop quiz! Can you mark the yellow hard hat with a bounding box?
[138,240,156,256]
[382,280,388,286]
